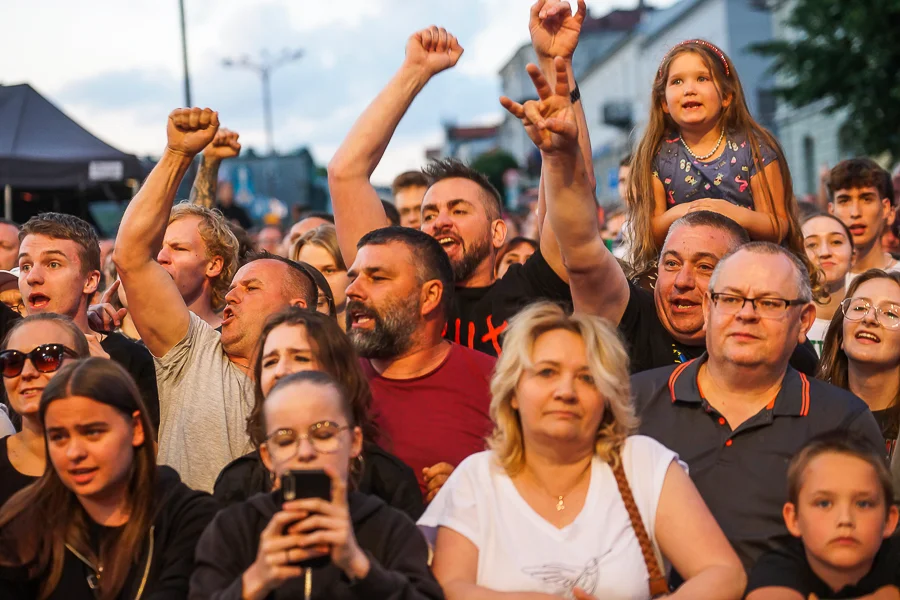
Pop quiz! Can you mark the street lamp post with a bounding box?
[222,49,303,155]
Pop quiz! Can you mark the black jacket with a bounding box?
[189,490,443,600]
[0,466,219,599]
[213,441,424,520]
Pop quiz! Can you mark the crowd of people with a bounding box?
[0,0,899,598]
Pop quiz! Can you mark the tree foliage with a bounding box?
[471,149,519,203]
[753,0,900,159]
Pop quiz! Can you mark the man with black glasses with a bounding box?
[632,242,883,572]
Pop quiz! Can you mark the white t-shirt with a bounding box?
[807,317,832,357]
[846,257,900,288]
[418,435,680,600]
[154,312,254,492]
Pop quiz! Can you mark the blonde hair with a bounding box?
[488,302,638,475]
[625,40,815,298]
[169,203,239,311]
[290,224,347,271]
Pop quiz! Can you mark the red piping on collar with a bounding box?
[668,359,696,402]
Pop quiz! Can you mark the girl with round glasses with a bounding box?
[190,370,442,599]
[0,314,89,509]
[0,358,218,599]
[818,269,900,459]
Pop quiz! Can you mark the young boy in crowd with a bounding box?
[746,432,900,599]
[828,159,900,282]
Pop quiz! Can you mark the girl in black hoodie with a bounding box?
[0,358,218,599]
[189,370,443,600]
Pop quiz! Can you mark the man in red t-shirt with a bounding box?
[346,226,495,502]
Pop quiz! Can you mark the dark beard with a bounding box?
[449,235,492,283]
[346,295,420,359]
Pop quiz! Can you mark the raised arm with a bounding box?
[327,27,463,265]
[530,0,596,190]
[190,127,241,208]
[113,108,219,358]
[501,58,629,321]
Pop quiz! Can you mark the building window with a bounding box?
[803,136,816,196]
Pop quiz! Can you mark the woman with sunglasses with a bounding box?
[214,307,423,519]
[0,314,89,508]
[818,269,900,459]
[191,370,442,599]
[0,358,218,599]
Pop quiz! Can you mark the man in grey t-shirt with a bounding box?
[114,108,317,492]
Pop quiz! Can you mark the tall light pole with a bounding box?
[178,0,192,106]
[222,49,303,155]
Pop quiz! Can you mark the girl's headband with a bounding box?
[658,40,730,78]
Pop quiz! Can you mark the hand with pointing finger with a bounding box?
[88,279,128,334]
[500,58,578,156]
[403,26,464,80]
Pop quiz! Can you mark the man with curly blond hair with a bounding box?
[164,203,239,328]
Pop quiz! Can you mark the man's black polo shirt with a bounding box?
[619,282,819,375]
[632,355,883,571]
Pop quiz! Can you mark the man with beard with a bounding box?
[328,26,573,356]
[346,226,495,502]
[114,107,317,492]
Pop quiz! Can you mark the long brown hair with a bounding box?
[818,269,900,410]
[248,307,379,447]
[625,40,815,297]
[0,358,158,600]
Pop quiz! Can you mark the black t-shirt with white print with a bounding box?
[445,248,571,356]
[747,537,900,598]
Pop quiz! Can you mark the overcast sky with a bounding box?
[1,0,673,185]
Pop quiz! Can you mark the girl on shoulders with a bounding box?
[627,39,806,281]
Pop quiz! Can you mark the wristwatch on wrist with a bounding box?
[570,84,581,104]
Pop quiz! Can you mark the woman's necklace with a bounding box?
[528,461,593,511]
[681,128,725,161]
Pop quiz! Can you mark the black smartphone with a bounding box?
[276,469,332,569]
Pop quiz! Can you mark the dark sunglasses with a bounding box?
[0,344,79,378]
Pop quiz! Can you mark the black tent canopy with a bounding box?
[0,83,143,189]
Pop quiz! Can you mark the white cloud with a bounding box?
[370,129,445,186]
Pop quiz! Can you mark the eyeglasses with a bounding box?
[0,344,79,378]
[840,298,900,329]
[265,421,350,461]
[709,292,807,319]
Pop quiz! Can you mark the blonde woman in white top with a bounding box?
[801,212,855,356]
[419,303,745,600]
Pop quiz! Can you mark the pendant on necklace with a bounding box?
[556,496,565,511]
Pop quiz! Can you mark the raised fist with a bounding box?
[166,107,220,158]
[203,127,242,162]
[530,0,587,62]
[500,58,578,155]
[404,26,464,78]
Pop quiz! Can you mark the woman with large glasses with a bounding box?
[0,358,218,599]
[818,269,900,460]
[0,314,89,509]
[191,370,442,600]
[213,307,423,520]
